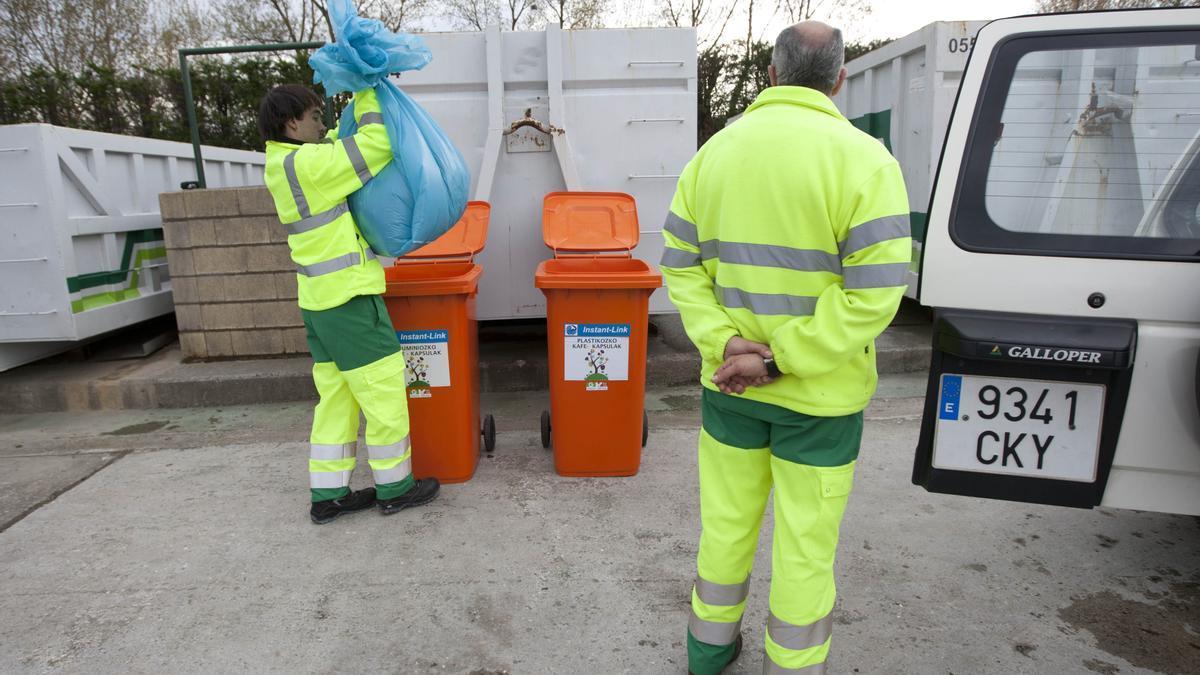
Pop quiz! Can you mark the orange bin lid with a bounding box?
[534,257,662,290]
[542,192,639,255]
[397,201,490,263]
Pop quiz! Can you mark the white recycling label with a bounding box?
[564,323,630,385]
[398,330,450,395]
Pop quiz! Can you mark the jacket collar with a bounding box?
[266,137,334,154]
[266,139,301,154]
[744,86,845,121]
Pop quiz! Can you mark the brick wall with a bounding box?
[159,187,307,360]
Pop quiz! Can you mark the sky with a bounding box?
[755,0,1041,43]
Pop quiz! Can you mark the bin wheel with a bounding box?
[642,410,649,448]
[540,410,552,449]
[482,414,496,453]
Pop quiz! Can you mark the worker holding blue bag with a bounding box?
[258,1,467,525]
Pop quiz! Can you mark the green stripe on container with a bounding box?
[909,211,927,243]
[69,248,164,313]
[71,288,143,313]
[849,109,892,153]
[66,229,164,293]
[908,212,928,274]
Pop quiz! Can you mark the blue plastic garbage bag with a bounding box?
[309,0,469,257]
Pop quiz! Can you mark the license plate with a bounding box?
[932,374,1106,483]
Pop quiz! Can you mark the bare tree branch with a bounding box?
[1036,0,1198,11]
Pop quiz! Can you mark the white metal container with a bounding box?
[832,21,987,298]
[399,26,698,319]
[0,124,264,370]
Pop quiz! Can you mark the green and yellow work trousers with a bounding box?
[303,294,415,503]
[689,390,862,675]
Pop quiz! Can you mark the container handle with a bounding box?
[394,252,478,265]
[550,249,633,260]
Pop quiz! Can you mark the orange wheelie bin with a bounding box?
[383,201,495,484]
[534,192,662,477]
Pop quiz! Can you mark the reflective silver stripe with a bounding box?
[372,458,413,485]
[660,247,702,268]
[310,470,350,489]
[343,136,373,185]
[283,151,311,219]
[367,437,411,460]
[701,240,841,274]
[296,249,376,277]
[285,202,349,236]
[763,659,826,674]
[694,575,751,606]
[664,211,699,247]
[839,214,910,260]
[843,263,909,289]
[716,283,818,317]
[310,442,356,461]
[358,111,384,126]
[688,611,740,645]
[767,611,833,651]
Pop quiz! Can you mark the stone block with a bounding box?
[201,302,257,330]
[186,219,219,248]
[185,188,240,218]
[166,249,194,277]
[205,331,235,357]
[162,219,185,250]
[231,329,284,356]
[192,247,248,275]
[158,191,189,221]
[245,244,293,273]
[282,327,309,354]
[274,272,298,300]
[267,217,290,244]
[257,215,289,244]
[237,186,276,216]
[171,277,198,304]
[224,274,278,302]
[254,300,302,329]
[179,331,207,359]
[216,216,272,246]
[194,276,226,302]
[174,305,202,332]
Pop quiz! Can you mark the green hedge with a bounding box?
[0,55,326,151]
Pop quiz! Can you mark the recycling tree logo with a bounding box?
[584,347,609,381]
[405,355,430,389]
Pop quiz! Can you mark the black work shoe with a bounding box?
[310,488,377,525]
[377,478,440,515]
[688,633,743,675]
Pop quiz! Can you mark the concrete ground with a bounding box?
[0,375,1196,674]
[0,302,932,413]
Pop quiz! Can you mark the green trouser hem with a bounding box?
[687,630,738,675]
[311,486,350,503]
[375,475,415,501]
[701,389,862,466]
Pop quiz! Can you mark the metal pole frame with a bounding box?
[178,42,328,188]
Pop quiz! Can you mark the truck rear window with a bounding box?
[952,31,1200,260]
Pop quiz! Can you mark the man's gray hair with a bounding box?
[771,23,845,95]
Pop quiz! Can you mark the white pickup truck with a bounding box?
[910,8,1200,516]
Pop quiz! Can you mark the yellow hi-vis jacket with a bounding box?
[661,86,911,417]
[265,88,393,311]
